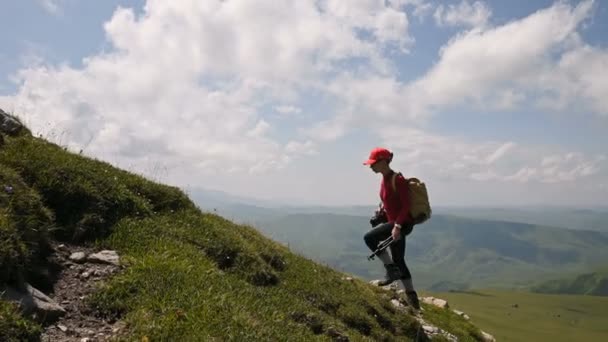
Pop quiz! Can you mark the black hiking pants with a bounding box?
[364,222,414,280]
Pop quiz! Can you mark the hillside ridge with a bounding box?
[0,109,492,341]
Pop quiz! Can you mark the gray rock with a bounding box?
[423,325,439,334]
[87,250,120,266]
[419,320,458,341]
[390,299,406,312]
[453,309,470,320]
[421,296,449,309]
[1,283,66,323]
[0,109,24,136]
[481,331,496,342]
[416,317,459,341]
[69,252,87,263]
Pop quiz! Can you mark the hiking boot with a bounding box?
[377,263,402,286]
[405,290,421,310]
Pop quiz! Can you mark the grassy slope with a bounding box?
[427,289,608,342]
[0,123,485,340]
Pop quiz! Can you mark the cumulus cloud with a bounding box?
[3,0,414,180]
[409,0,601,116]
[434,0,492,28]
[294,0,606,153]
[381,127,606,184]
[2,0,607,204]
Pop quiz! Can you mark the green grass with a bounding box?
[427,289,608,342]
[0,123,486,340]
[0,300,41,342]
[0,163,54,284]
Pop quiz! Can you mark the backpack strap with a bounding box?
[391,172,403,193]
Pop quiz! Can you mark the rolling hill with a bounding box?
[530,267,608,296]
[244,212,608,291]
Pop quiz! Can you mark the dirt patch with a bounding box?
[40,243,127,342]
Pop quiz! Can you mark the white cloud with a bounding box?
[39,0,61,14]
[3,0,415,181]
[274,105,302,116]
[536,44,608,115]
[434,0,492,28]
[285,140,318,156]
[303,0,606,148]
[2,0,607,206]
[381,127,606,184]
[388,0,434,22]
[485,142,515,164]
[38,0,70,16]
[413,0,598,115]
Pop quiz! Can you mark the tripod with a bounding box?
[367,236,395,261]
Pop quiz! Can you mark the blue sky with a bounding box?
[1,0,607,207]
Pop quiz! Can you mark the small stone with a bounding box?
[87,250,120,266]
[57,244,68,252]
[81,338,90,342]
[453,309,470,320]
[390,299,406,311]
[423,325,439,334]
[69,252,87,263]
[421,296,449,309]
[81,271,91,279]
[112,321,126,333]
[481,331,496,342]
[58,324,68,332]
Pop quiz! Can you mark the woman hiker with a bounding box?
[363,147,421,310]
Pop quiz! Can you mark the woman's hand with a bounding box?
[391,225,401,241]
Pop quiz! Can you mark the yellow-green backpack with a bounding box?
[391,172,432,224]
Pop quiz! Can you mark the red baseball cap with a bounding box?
[363,147,392,165]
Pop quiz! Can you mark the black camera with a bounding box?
[369,207,388,227]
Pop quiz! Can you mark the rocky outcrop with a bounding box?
[369,279,497,341]
[1,283,67,323]
[0,108,25,136]
[418,318,458,342]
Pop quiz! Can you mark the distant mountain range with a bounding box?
[187,188,608,291]
[187,187,608,232]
